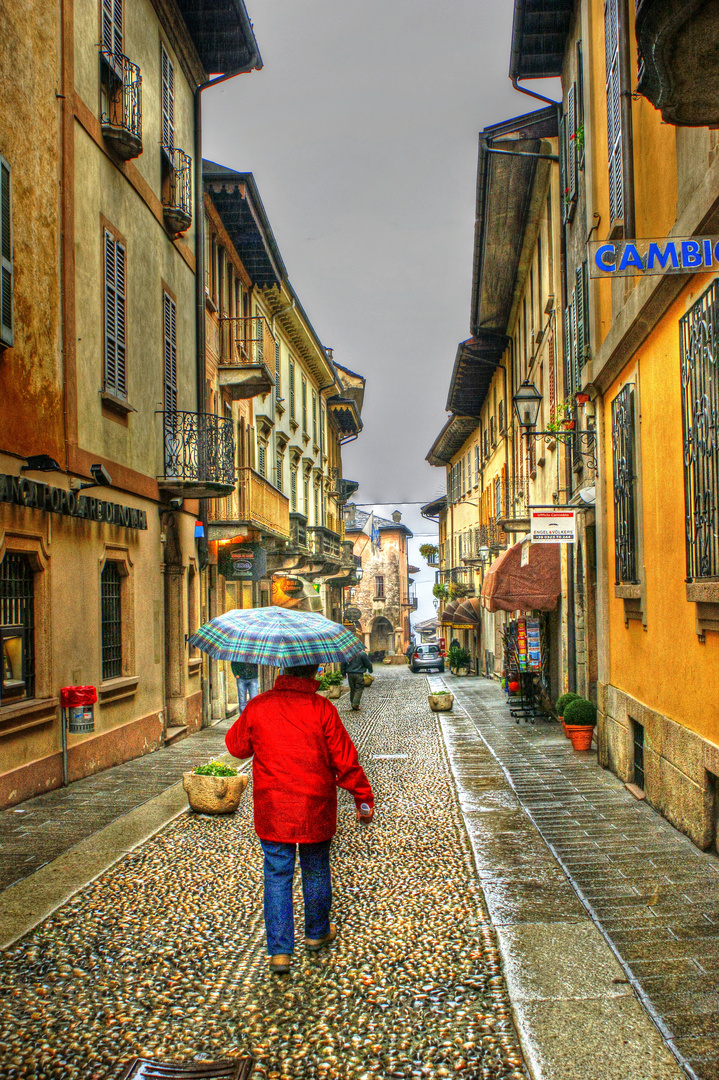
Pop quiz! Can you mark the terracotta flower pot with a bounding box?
[561,420,576,430]
[182,771,248,814]
[565,724,594,751]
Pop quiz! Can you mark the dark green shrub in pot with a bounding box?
[563,697,597,726]
[555,692,581,717]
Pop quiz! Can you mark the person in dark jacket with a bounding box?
[225,663,374,976]
[340,649,373,710]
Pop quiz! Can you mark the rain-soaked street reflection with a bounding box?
[0,669,527,1080]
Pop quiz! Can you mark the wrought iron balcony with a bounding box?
[495,479,530,533]
[216,315,275,400]
[159,410,235,499]
[100,50,142,159]
[161,147,192,235]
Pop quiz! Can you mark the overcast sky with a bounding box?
[203,0,554,504]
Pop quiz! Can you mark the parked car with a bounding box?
[410,644,445,673]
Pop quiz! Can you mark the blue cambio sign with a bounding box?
[588,236,719,278]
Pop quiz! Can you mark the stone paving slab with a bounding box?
[448,674,718,1080]
[0,716,236,891]
[438,700,684,1080]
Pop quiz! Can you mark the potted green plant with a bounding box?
[433,582,449,601]
[545,399,576,439]
[183,761,248,814]
[420,543,439,565]
[449,647,472,675]
[448,581,469,600]
[447,645,462,674]
[318,670,343,699]
[555,691,582,735]
[563,697,597,751]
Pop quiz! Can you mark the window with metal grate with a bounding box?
[0,553,34,703]
[101,562,122,681]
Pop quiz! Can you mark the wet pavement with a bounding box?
[0,717,235,892]
[0,670,529,1080]
[448,674,719,1080]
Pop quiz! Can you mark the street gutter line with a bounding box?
[453,685,698,1080]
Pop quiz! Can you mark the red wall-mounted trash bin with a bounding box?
[60,685,97,733]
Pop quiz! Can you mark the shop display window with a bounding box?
[0,552,35,705]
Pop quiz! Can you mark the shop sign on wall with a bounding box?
[530,509,576,544]
[0,474,147,529]
[589,235,719,278]
[218,542,266,581]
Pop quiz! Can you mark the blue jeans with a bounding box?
[236,677,259,710]
[259,839,332,955]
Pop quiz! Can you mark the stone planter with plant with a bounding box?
[428,690,454,712]
[183,761,249,814]
[563,697,597,751]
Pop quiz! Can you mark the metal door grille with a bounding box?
[101,562,122,680]
[680,280,719,580]
[612,384,638,583]
[0,553,34,700]
[633,719,645,790]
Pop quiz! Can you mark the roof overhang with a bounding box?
[426,416,479,468]
[421,495,447,519]
[446,333,509,417]
[509,0,574,82]
[203,165,284,287]
[328,396,363,437]
[177,0,262,79]
[471,107,558,340]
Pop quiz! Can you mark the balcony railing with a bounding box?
[289,512,308,551]
[238,467,290,539]
[308,526,342,561]
[478,520,508,552]
[162,147,192,235]
[100,50,142,159]
[160,411,235,498]
[215,316,275,399]
[496,478,530,531]
[219,316,276,366]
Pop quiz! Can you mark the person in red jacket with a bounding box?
[225,662,374,975]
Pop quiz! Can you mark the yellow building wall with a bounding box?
[604,279,719,743]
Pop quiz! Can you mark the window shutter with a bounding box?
[291,468,297,511]
[289,360,295,419]
[163,292,177,412]
[104,230,127,398]
[576,262,589,372]
[276,453,283,491]
[474,445,479,484]
[570,287,579,395]
[258,441,266,477]
[102,0,122,54]
[567,83,577,204]
[162,45,175,150]
[605,0,623,224]
[0,157,13,349]
[274,340,281,404]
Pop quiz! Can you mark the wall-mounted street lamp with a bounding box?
[512,380,597,472]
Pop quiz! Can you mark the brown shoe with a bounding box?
[269,954,291,974]
[305,923,337,952]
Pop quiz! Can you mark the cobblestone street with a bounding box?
[0,667,708,1080]
[0,670,527,1080]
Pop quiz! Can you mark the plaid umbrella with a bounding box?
[189,605,364,667]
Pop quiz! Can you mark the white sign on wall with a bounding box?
[530,509,576,544]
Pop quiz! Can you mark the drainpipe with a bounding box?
[192,40,263,724]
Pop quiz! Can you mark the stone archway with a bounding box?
[369,616,394,657]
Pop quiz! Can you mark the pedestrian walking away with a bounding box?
[341,648,373,710]
[231,659,259,711]
[225,662,375,975]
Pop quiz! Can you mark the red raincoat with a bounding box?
[225,675,374,844]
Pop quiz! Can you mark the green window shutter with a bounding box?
[103,229,128,397]
[605,0,624,224]
[563,303,573,396]
[289,360,295,419]
[162,45,174,150]
[163,291,177,412]
[0,157,13,349]
[576,262,589,372]
[567,83,577,204]
[559,115,568,225]
[274,340,281,404]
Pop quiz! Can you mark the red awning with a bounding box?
[481,541,561,612]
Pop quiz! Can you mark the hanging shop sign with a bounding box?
[218,542,266,582]
[530,509,576,544]
[588,235,719,278]
[0,474,147,529]
[344,605,362,622]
